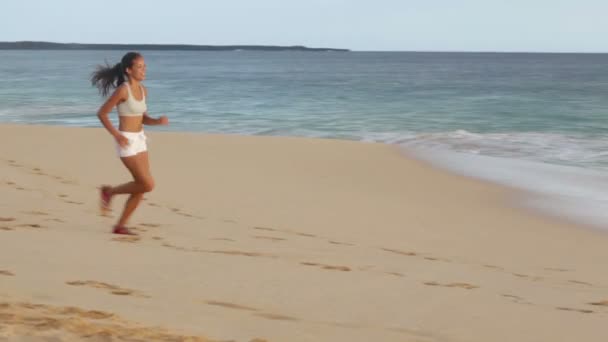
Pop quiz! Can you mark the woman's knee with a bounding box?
[138,177,155,193]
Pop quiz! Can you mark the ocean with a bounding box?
[2,50,608,228]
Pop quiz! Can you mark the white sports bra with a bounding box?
[117,83,147,117]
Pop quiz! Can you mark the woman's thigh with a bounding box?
[120,151,152,183]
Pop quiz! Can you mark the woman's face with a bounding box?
[127,56,146,81]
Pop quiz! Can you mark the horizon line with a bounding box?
[1,41,607,54]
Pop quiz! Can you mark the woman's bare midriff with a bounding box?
[118,116,144,132]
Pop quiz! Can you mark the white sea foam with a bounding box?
[399,143,608,229]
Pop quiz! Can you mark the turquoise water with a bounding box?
[2,50,608,227]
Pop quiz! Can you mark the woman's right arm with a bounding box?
[97,86,127,142]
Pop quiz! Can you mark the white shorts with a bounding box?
[116,130,147,157]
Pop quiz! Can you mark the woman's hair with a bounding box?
[90,52,142,97]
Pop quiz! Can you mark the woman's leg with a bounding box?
[115,151,153,227]
[103,151,153,230]
[111,151,154,195]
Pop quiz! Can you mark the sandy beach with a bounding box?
[1,123,607,342]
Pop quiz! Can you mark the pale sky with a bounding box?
[1,0,607,52]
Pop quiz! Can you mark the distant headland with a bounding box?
[0,41,350,52]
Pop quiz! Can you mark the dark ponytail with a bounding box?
[90,52,142,97]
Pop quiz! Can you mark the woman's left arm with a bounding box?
[143,113,168,125]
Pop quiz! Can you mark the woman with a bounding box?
[91,52,168,235]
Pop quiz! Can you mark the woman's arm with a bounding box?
[97,85,127,138]
[143,113,166,125]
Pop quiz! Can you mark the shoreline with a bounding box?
[400,147,608,234]
[9,121,604,234]
[1,123,607,342]
[398,147,608,235]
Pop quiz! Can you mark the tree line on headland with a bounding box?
[0,41,349,52]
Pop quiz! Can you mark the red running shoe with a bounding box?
[99,186,112,213]
[112,225,137,235]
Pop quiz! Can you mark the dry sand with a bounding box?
[1,124,607,342]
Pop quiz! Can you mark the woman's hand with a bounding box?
[158,115,169,125]
[114,134,130,148]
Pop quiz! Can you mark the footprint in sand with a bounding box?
[6,181,27,190]
[16,223,44,229]
[131,226,148,233]
[66,281,148,298]
[168,207,204,219]
[254,312,298,321]
[210,238,236,242]
[205,300,259,312]
[21,211,49,216]
[294,232,316,238]
[424,281,479,290]
[112,236,141,243]
[568,280,593,286]
[357,265,375,271]
[556,307,594,314]
[382,248,452,263]
[328,240,354,246]
[290,231,316,238]
[0,270,15,276]
[253,235,286,242]
[162,242,190,251]
[253,226,317,239]
[385,271,405,277]
[140,223,161,228]
[381,248,418,257]
[544,267,570,272]
[205,249,275,258]
[253,226,277,232]
[28,167,75,184]
[502,294,532,305]
[1,218,18,231]
[512,273,543,281]
[205,300,298,323]
[589,300,608,307]
[162,242,276,258]
[301,262,351,272]
[483,264,503,270]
